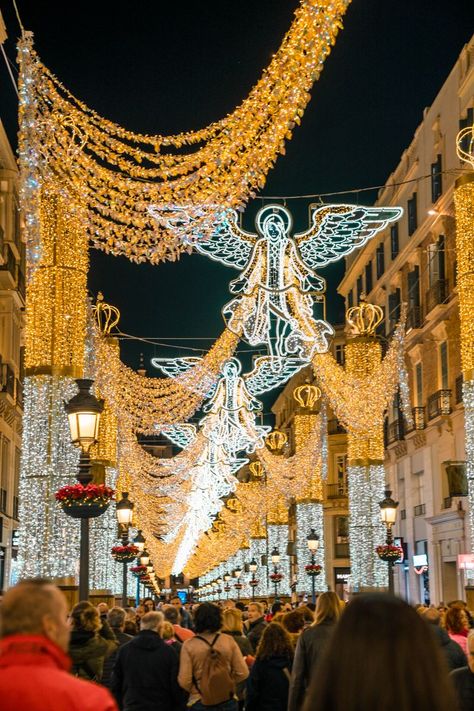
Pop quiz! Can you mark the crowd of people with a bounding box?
[0,579,473,710]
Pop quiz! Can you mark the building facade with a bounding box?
[0,120,25,590]
[338,36,474,604]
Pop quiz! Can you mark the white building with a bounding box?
[338,36,474,604]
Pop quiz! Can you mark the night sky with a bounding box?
[1,0,473,421]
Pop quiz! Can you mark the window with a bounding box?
[415,362,423,406]
[388,288,401,328]
[335,344,345,366]
[431,155,442,203]
[335,454,348,494]
[428,235,445,286]
[390,224,399,260]
[439,341,448,389]
[0,437,9,514]
[347,290,353,309]
[376,243,385,279]
[407,193,418,236]
[365,262,373,294]
[356,275,363,303]
[408,266,420,308]
[334,516,349,558]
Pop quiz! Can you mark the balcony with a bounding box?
[425,279,449,316]
[326,482,348,499]
[405,406,426,433]
[456,375,463,405]
[414,503,426,517]
[406,305,423,331]
[0,243,17,288]
[327,419,346,435]
[427,389,451,420]
[442,497,452,510]
[0,363,15,399]
[387,419,404,444]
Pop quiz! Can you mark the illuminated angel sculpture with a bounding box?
[194,204,402,361]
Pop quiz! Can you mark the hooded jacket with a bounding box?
[0,634,117,711]
[245,655,292,711]
[68,623,118,681]
[110,629,186,711]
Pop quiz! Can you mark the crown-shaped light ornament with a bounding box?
[293,382,321,409]
[346,295,383,337]
[456,123,474,168]
[93,292,121,336]
[266,430,288,451]
[226,497,242,513]
[249,461,264,478]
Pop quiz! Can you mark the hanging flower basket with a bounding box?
[112,544,140,563]
[269,572,283,583]
[305,564,322,577]
[376,544,403,563]
[55,483,114,519]
[249,579,259,588]
[234,583,243,591]
[224,585,231,593]
[131,565,148,577]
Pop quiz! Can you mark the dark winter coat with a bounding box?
[431,625,467,671]
[0,634,117,711]
[69,621,118,681]
[450,666,474,711]
[102,631,133,688]
[245,655,292,711]
[245,617,267,653]
[110,629,186,711]
[223,630,253,700]
[287,619,336,711]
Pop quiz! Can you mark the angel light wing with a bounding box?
[245,356,307,396]
[295,204,403,270]
[159,424,197,450]
[151,356,202,378]
[193,210,255,270]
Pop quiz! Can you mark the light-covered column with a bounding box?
[250,518,268,598]
[267,496,291,598]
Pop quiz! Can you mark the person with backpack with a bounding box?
[178,602,249,710]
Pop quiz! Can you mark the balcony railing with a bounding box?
[414,503,426,517]
[426,279,449,314]
[427,389,451,420]
[406,305,423,330]
[387,419,404,444]
[326,482,348,499]
[0,226,4,257]
[327,419,346,435]
[17,269,25,301]
[406,406,426,433]
[0,363,15,399]
[443,497,452,510]
[456,375,463,405]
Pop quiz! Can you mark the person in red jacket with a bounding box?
[0,578,117,711]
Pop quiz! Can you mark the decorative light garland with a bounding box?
[18,1,353,268]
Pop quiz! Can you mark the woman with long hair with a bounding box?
[445,606,469,655]
[303,594,456,711]
[288,591,342,711]
[68,601,118,681]
[245,622,294,711]
[222,608,253,709]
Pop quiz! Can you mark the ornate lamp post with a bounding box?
[224,572,231,599]
[114,492,136,606]
[377,489,400,595]
[233,567,243,600]
[133,530,145,606]
[63,379,104,601]
[249,558,258,601]
[270,547,281,601]
[306,529,320,604]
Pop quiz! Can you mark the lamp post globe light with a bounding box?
[233,567,243,600]
[63,378,104,601]
[378,489,399,595]
[307,529,320,604]
[133,530,146,605]
[115,492,135,607]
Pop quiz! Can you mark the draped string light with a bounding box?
[18,1,353,268]
[454,124,474,560]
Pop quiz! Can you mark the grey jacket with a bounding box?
[287,620,336,711]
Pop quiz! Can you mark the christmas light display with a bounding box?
[454,125,474,556]
[195,204,401,360]
[18,2,353,267]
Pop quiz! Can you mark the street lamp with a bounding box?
[140,549,151,566]
[64,379,104,601]
[307,529,320,604]
[233,567,243,600]
[379,489,399,595]
[115,492,135,606]
[133,529,146,607]
[271,547,281,600]
[249,558,258,601]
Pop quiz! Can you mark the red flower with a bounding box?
[131,565,148,575]
[55,483,115,504]
[111,544,139,555]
